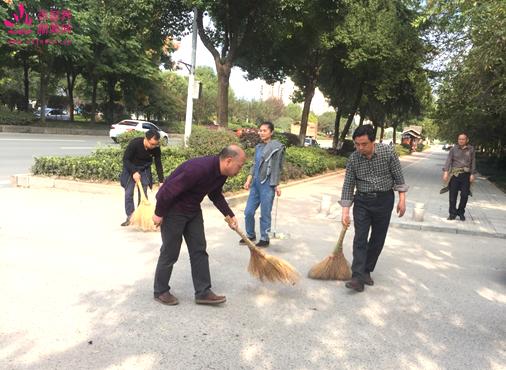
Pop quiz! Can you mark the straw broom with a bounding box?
[129,180,158,232]
[308,225,351,280]
[225,216,299,285]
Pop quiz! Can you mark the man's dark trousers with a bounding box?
[351,191,394,281]
[154,210,211,299]
[124,177,148,217]
[449,172,471,217]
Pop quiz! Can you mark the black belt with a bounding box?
[356,190,393,198]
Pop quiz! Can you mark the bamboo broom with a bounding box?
[308,225,351,280]
[225,216,299,285]
[129,180,158,232]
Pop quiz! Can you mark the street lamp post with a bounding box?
[183,8,198,147]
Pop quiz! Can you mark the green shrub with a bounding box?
[416,143,429,152]
[274,131,300,147]
[0,107,36,125]
[285,147,345,176]
[395,144,411,156]
[116,131,146,148]
[239,131,261,149]
[187,126,239,156]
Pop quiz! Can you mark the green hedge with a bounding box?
[0,107,37,125]
[32,128,347,192]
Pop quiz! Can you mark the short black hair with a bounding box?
[145,129,160,140]
[352,125,375,142]
[259,121,274,132]
[219,145,241,159]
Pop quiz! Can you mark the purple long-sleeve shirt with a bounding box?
[154,156,234,218]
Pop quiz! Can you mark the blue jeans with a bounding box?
[124,178,148,217]
[244,181,275,241]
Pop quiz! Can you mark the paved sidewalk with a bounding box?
[315,146,506,239]
[1,159,505,369]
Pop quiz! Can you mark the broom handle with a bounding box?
[135,179,148,202]
[332,225,348,255]
[224,216,256,250]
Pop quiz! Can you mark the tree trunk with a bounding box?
[23,60,29,111]
[216,62,231,127]
[298,83,316,145]
[91,77,97,123]
[380,124,385,141]
[66,70,76,122]
[339,85,363,142]
[107,78,116,124]
[39,68,48,124]
[392,122,398,144]
[359,115,365,126]
[332,108,342,149]
[372,123,379,139]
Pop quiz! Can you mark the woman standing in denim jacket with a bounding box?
[242,121,285,247]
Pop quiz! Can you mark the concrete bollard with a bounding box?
[412,202,425,222]
[319,194,332,215]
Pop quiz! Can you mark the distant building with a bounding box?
[260,78,333,115]
[401,126,423,150]
[291,121,318,138]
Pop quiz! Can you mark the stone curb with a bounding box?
[389,222,505,239]
[0,124,109,136]
[10,169,345,200]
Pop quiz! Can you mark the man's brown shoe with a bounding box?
[195,291,226,305]
[154,291,179,305]
[363,273,374,286]
[345,278,364,292]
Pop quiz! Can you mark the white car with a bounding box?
[109,119,169,144]
[35,107,70,120]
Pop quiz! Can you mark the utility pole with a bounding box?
[184,8,198,147]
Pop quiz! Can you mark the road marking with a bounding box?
[59,147,95,150]
[0,138,86,142]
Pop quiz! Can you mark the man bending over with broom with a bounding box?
[152,145,246,306]
[120,129,164,226]
[340,125,408,292]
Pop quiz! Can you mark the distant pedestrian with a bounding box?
[340,125,408,292]
[120,129,164,226]
[152,145,246,306]
[443,132,476,221]
[243,121,285,247]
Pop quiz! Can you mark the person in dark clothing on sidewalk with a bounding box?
[443,133,476,221]
[152,144,246,306]
[340,125,408,292]
[120,129,164,226]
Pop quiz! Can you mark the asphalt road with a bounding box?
[0,133,113,186]
[0,133,182,187]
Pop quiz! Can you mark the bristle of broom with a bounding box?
[130,199,158,232]
[247,247,299,285]
[307,251,351,280]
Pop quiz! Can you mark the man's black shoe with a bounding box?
[458,214,466,221]
[255,240,270,248]
[239,237,256,244]
[121,216,131,226]
[363,273,374,286]
[345,278,364,292]
[447,215,456,220]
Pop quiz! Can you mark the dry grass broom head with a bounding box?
[130,199,158,231]
[307,251,351,280]
[248,246,300,285]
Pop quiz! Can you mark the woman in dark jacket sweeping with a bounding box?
[242,121,285,247]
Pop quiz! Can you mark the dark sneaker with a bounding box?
[458,214,466,221]
[345,278,364,292]
[239,237,256,244]
[121,216,131,226]
[255,240,270,248]
[195,291,226,305]
[154,291,179,305]
[447,215,456,220]
[363,273,374,286]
